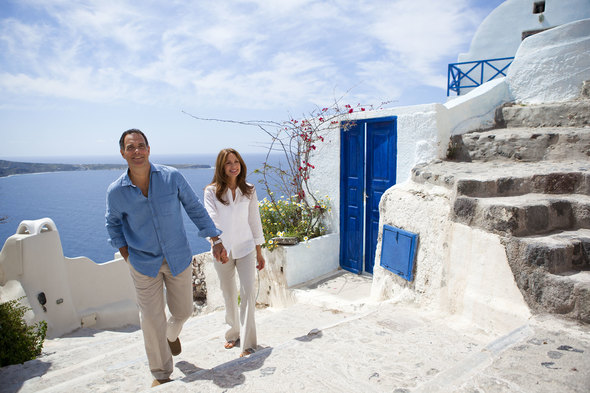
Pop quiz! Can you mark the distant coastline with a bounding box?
[0,159,211,178]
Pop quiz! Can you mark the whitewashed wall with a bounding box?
[309,104,442,235]
[506,18,590,103]
[308,87,515,237]
[459,0,590,61]
[0,218,138,338]
[371,18,589,334]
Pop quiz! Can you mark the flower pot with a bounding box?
[272,236,299,246]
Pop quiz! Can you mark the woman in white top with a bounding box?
[204,148,266,357]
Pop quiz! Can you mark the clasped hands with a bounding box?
[212,241,228,263]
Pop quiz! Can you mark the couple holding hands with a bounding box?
[105,129,265,387]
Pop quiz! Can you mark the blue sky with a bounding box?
[0,0,505,160]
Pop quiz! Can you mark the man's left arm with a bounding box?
[175,172,226,261]
[176,173,219,237]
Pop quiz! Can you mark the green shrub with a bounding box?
[0,297,47,367]
[259,194,331,250]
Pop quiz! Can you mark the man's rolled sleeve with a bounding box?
[105,194,128,249]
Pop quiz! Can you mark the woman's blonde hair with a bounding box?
[210,148,253,205]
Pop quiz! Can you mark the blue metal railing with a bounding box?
[447,57,514,96]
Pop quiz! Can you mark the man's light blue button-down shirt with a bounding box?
[105,163,221,277]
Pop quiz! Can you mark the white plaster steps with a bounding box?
[452,193,590,237]
[0,310,227,393]
[0,302,360,393]
[3,296,590,392]
[156,303,590,393]
[289,269,375,313]
[155,303,499,393]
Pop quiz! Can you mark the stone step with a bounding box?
[522,268,590,323]
[504,234,590,322]
[456,171,590,198]
[502,229,590,274]
[498,99,590,128]
[449,127,590,163]
[412,160,590,197]
[536,270,590,323]
[452,193,590,237]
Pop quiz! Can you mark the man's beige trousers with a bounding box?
[129,260,192,380]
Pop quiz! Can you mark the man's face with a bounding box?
[121,132,150,169]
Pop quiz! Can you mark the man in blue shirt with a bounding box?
[105,129,227,387]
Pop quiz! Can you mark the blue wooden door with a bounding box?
[365,118,397,274]
[340,117,397,274]
[339,120,365,274]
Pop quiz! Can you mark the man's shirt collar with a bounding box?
[121,162,159,187]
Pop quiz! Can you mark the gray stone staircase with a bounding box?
[412,89,590,323]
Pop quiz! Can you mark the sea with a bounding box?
[0,153,278,263]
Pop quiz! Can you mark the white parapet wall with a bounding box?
[65,255,138,330]
[277,233,340,288]
[257,234,339,308]
[196,234,339,310]
[443,77,512,136]
[0,218,138,338]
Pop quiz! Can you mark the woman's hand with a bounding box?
[256,245,265,270]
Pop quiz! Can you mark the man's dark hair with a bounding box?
[119,129,149,150]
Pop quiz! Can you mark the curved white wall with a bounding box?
[0,218,138,338]
[459,0,590,61]
[506,18,590,103]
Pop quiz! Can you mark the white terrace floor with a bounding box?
[1,271,589,393]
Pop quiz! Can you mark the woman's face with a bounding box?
[224,152,241,181]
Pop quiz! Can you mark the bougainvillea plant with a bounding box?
[184,97,388,249]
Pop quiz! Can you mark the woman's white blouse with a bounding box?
[203,184,265,259]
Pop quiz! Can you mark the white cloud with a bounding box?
[0,0,493,113]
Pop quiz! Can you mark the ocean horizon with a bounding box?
[0,153,281,263]
[0,153,273,166]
